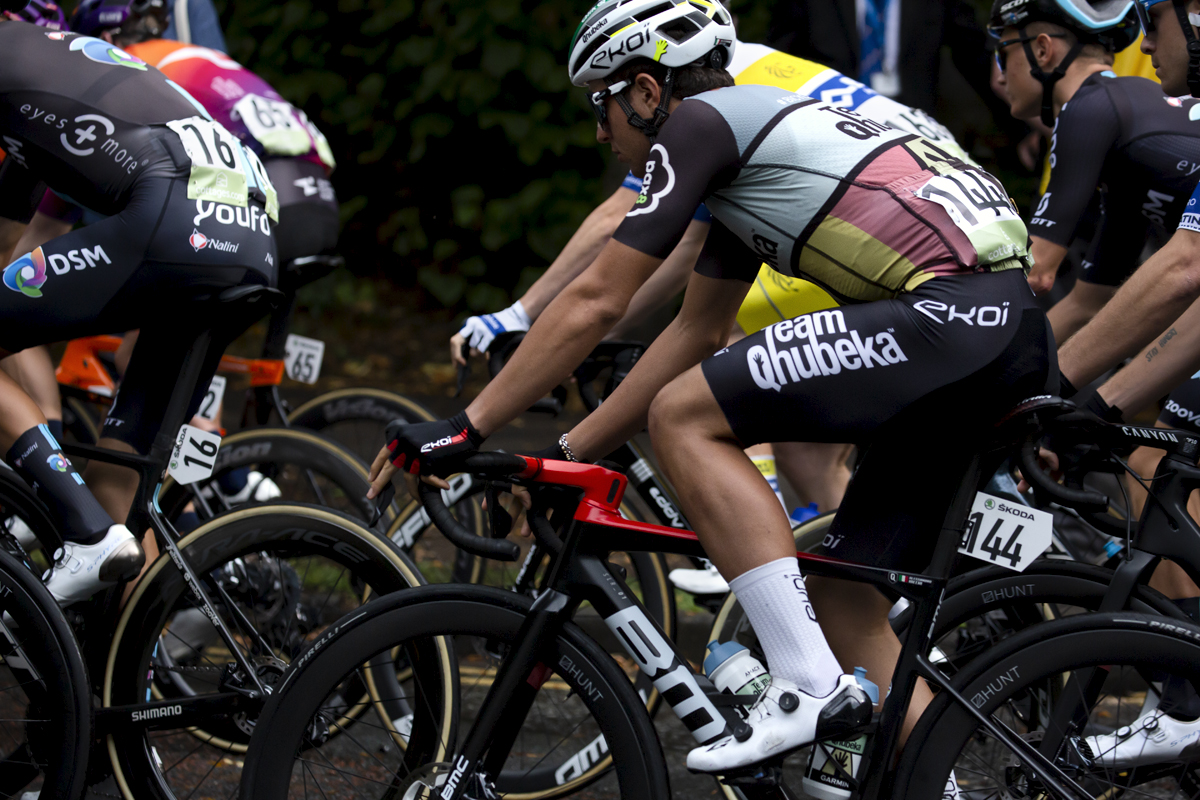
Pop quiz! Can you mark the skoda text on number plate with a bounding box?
[284,334,325,385]
[958,492,1053,572]
[168,424,223,485]
[198,375,226,421]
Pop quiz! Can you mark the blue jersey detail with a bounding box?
[1179,179,1200,233]
[806,74,876,111]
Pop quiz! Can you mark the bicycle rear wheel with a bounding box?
[240,583,669,800]
[104,504,447,800]
[896,612,1200,799]
[0,548,91,800]
[288,387,436,464]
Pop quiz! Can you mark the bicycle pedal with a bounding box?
[718,762,785,786]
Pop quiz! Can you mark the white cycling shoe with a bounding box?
[43,524,145,606]
[201,471,282,505]
[1083,710,1200,768]
[669,561,730,595]
[687,674,871,773]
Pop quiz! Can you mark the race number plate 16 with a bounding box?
[168,424,223,485]
[958,492,1053,573]
[284,334,325,384]
[166,116,248,208]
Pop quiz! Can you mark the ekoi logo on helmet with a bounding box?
[3,247,48,298]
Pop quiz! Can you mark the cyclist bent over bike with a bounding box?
[372,0,1056,775]
[0,16,277,604]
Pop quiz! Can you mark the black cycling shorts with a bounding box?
[1159,373,1200,435]
[265,158,339,271]
[0,137,277,452]
[702,269,1057,573]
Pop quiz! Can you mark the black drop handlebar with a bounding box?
[417,453,530,561]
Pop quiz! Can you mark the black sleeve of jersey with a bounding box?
[694,217,759,283]
[1029,84,1121,246]
[0,158,45,224]
[612,100,740,260]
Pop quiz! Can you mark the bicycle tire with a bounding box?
[0,466,62,560]
[385,477,675,798]
[0,548,91,800]
[895,612,1200,798]
[240,583,670,800]
[104,504,450,800]
[288,387,437,464]
[158,427,396,529]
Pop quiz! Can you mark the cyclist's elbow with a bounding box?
[1160,229,1200,305]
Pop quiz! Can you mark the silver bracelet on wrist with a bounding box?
[558,433,579,462]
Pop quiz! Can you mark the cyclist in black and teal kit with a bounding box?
[0,16,277,604]
[993,0,1200,344]
[373,0,1055,781]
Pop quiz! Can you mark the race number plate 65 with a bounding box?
[958,492,1052,573]
[168,424,222,485]
[284,334,325,384]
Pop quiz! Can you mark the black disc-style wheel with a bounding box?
[288,388,436,465]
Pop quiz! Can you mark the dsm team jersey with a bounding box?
[0,22,213,216]
[613,85,1028,304]
[123,39,335,173]
[1031,73,1200,284]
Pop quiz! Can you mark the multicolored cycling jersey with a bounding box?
[1031,72,1200,286]
[0,22,273,220]
[613,85,1029,304]
[122,38,335,173]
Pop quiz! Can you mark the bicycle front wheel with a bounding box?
[240,584,670,800]
[288,387,436,464]
[897,612,1200,798]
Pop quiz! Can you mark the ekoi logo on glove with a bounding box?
[420,430,468,453]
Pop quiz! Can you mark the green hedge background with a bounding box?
[216,0,1019,315]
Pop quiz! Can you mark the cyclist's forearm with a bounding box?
[568,273,748,460]
[1098,299,1200,417]
[607,219,709,339]
[465,240,660,437]
[1060,228,1200,388]
[520,187,636,319]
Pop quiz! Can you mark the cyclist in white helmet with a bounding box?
[375,0,1052,780]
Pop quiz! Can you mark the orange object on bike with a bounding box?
[55,335,122,397]
[216,355,285,387]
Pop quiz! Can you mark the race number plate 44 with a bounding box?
[168,424,222,485]
[958,492,1052,572]
[285,334,325,384]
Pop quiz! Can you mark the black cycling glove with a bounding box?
[385,411,483,476]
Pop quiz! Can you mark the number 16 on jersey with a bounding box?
[959,492,1053,572]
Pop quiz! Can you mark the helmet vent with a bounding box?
[658,16,703,43]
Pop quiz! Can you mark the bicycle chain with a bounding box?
[160,663,224,675]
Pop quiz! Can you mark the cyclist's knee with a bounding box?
[648,368,721,441]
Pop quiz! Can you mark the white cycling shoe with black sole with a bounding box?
[687,674,872,773]
[668,560,730,595]
[1083,710,1200,769]
[43,524,145,606]
[200,470,282,505]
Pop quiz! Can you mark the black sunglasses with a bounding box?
[588,79,631,130]
[994,32,1068,71]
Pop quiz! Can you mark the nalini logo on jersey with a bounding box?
[69,36,147,70]
[188,229,240,254]
[3,247,48,298]
[745,310,908,392]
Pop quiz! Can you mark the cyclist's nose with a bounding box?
[596,123,611,143]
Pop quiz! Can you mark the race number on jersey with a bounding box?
[233,94,311,156]
[167,116,249,207]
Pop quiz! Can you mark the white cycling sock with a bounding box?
[729,556,842,697]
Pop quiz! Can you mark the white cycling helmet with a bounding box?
[568,0,736,86]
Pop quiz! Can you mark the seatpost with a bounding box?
[256,292,297,426]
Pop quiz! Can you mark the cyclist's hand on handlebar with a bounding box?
[453,302,531,363]
[1016,446,1061,493]
[381,413,484,478]
[367,444,451,500]
[450,331,473,366]
[484,485,534,537]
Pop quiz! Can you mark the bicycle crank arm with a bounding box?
[99,691,252,731]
